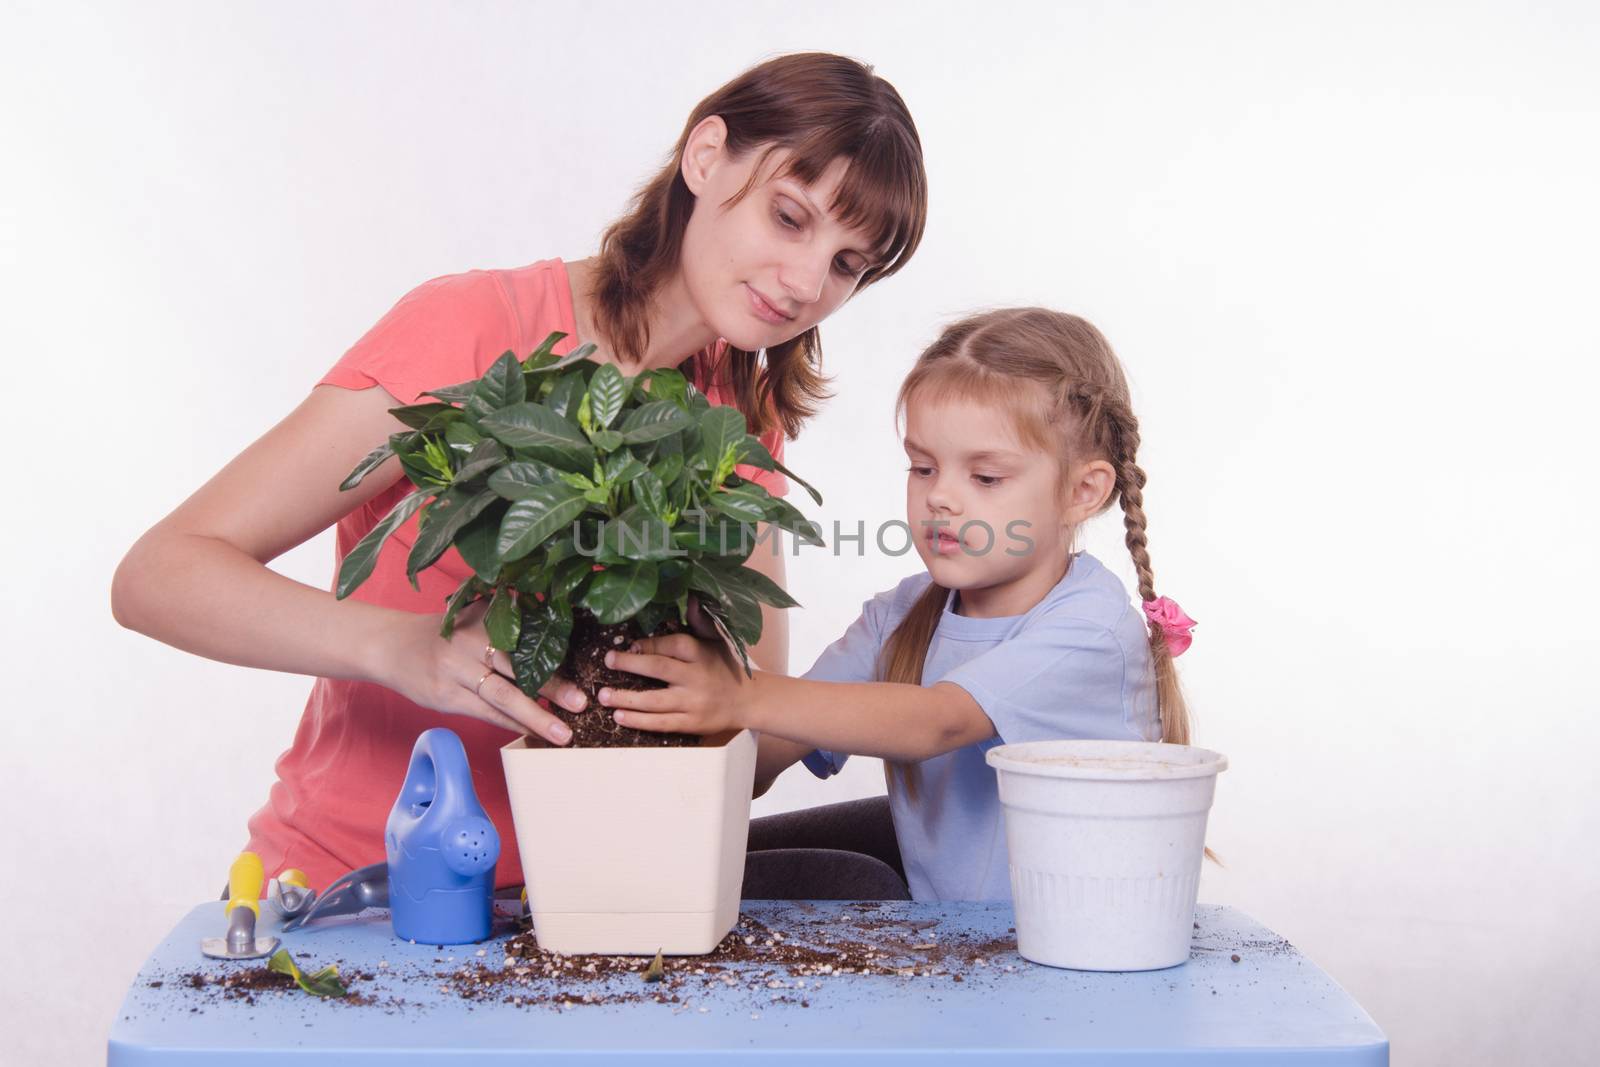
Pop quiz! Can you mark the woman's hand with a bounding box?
[596,630,757,737]
[373,599,588,745]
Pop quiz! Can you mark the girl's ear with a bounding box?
[1065,459,1117,524]
[680,115,729,195]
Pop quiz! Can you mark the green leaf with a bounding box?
[722,561,799,609]
[488,460,563,500]
[452,438,507,484]
[544,374,585,419]
[497,484,589,563]
[633,600,674,637]
[408,487,498,586]
[558,471,597,491]
[685,381,712,414]
[677,419,704,462]
[340,441,395,491]
[398,445,450,491]
[511,598,573,699]
[513,560,553,598]
[763,496,825,546]
[583,561,659,624]
[634,367,689,408]
[467,352,527,420]
[335,489,431,598]
[591,429,624,453]
[602,451,647,486]
[698,407,747,471]
[588,363,626,428]
[389,402,460,431]
[439,575,486,639]
[486,586,522,651]
[422,380,478,404]
[454,505,505,581]
[773,458,822,506]
[618,401,694,444]
[687,561,762,645]
[544,535,581,567]
[267,948,347,999]
[698,599,754,679]
[710,484,770,524]
[481,402,593,455]
[735,434,776,471]
[521,331,568,368]
[673,516,756,558]
[596,507,676,562]
[444,419,484,449]
[655,559,689,602]
[525,341,598,375]
[651,452,684,489]
[550,555,595,600]
[633,469,668,518]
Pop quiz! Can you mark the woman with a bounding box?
[111,52,927,895]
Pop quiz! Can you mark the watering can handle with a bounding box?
[399,728,475,814]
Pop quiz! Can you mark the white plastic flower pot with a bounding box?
[985,739,1227,971]
[501,728,756,956]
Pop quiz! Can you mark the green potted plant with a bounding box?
[336,332,824,952]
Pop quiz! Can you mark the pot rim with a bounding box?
[502,727,752,755]
[986,739,1228,781]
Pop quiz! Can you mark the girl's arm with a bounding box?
[597,634,998,763]
[110,383,586,743]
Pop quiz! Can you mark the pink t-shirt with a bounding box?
[244,258,789,890]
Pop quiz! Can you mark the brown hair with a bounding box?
[591,52,928,439]
[878,308,1193,801]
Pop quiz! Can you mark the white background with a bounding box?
[3,1,1597,1063]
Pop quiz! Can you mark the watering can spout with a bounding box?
[385,728,501,944]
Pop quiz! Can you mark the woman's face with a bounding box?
[678,120,884,351]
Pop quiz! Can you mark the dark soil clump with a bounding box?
[533,608,697,748]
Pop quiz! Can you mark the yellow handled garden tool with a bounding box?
[200,852,281,960]
[266,868,315,920]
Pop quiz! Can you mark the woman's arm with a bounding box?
[597,635,998,763]
[110,383,586,742]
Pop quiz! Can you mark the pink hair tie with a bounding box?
[1142,596,1197,657]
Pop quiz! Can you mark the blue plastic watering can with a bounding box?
[384,728,500,944]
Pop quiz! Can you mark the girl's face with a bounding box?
[678,120,883,352]
[904,393,1104,619]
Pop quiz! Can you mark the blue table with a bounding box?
[109,900,1386,1064]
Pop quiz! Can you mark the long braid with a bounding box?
[1105,405,1191,747]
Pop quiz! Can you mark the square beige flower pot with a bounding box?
[500,727,756,956]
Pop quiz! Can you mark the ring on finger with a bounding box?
[475,669,496,698]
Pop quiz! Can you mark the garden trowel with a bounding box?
[200,852,280,960]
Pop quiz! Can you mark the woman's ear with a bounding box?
[680,115,728,195]
[1065,459,1117,524]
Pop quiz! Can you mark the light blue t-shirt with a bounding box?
[798,552,1159,901]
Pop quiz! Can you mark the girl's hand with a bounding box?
[597,631,755,737]
[373,600,587,745]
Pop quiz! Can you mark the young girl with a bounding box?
[596,307,1198,901]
